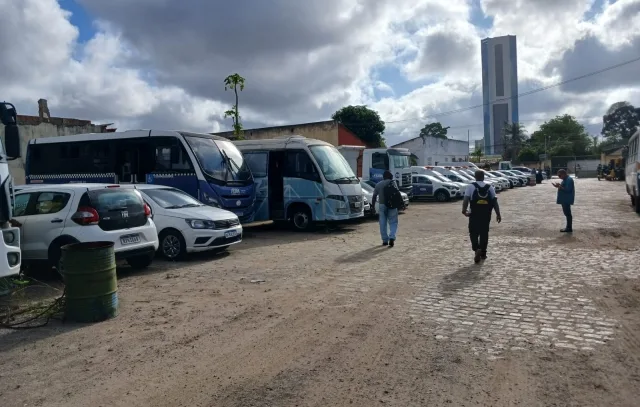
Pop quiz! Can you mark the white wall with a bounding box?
[392,137,469,166]
[0,122,106,185]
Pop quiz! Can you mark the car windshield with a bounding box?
[143,188,203,209]
[183,135,252,183]
[430,172,450,183]
[454,170,473,180]
[309,145,357,183]
[390,153,410,169]
[360,181,374,193]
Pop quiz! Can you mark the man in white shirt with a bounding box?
[462,170,501,263]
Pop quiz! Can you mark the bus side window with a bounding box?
[284,151,320,182]
[372,152,388,170]
[152,138,193,172]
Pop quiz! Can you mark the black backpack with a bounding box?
[469,182,493,216]
[383,180,404,209]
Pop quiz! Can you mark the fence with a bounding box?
[550,156,600,178]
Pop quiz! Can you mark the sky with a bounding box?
[1,0,639,148]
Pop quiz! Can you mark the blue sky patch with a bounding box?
[59,0,95,43]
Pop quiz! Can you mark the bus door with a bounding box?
[268,150,285,220]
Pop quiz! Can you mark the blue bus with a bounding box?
[234,136,364,231]
[25,130,256,222]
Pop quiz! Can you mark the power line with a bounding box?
[338,56,640,127]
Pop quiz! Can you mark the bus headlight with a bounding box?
[3,230,16,245]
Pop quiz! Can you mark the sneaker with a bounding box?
[481,252,487,260]
[389,239,395,248]
[474,249,482,264]
[382,241,388,246]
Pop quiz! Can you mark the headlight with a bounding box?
[7,252,19,267]
[185,219,215,229]
[3,230,15,244]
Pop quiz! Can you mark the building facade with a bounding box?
[481,35,519,155]
[391,136,469,166]
[0,99,114,184]
[213,120,370,147]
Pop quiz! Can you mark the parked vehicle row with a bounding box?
[13,183,243,274]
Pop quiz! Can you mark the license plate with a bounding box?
[120,234,141,245]
[354,202,361,208]
[224,230,238,239]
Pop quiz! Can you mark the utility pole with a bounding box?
[467,130,470,161]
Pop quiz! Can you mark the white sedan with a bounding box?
[122,185,243,260]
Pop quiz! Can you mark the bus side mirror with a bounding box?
[4,125,21,159]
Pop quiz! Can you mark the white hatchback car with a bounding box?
[121,185,243,260]
[13,184,159,271]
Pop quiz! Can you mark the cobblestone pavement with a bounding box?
[2,178,640,407]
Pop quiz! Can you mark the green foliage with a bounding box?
[472,147,483,162]
[517,147,538,162]
[528,115,592,156]
[332,105,386,147]
[224,73,246,138]
[501,122,528,161]
[601,102,640,144]
[419,122,449,140]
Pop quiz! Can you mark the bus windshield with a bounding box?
[389,153,410,169]
[183,135,252,183]
[309,145,358,183]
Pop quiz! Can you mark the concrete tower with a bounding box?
[481,35,519,155]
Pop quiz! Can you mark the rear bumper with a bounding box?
[115,244,156,260]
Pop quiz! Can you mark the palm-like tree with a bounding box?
[501,122,527,160]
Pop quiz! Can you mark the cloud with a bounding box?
[0,0,639,148]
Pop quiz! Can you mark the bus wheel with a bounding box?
[290,206,313,231]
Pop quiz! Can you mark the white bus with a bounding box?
[625,129,640,213]
[234,136,364,231]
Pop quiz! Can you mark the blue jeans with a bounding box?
[561,203,573,230]
[378,204,398,242]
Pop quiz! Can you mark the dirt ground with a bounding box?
[1,178,640,407]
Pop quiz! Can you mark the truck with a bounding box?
[0,102,23,278]
[361,148,413,196]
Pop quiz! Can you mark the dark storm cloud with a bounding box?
[549,35,640,95]
[77,0,392,123]
[412,30,478,75]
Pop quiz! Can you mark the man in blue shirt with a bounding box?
[553,169,575,232]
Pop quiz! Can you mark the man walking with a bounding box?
[553,169,575,232]
[462,170,501,263]
[371,170,403,247]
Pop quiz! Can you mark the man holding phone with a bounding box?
[553,169,575,232]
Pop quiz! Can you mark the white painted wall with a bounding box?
[392,137,469,166]
[0,122,107,185]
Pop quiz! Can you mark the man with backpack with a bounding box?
[462,170,501,263]
[371,170,404,247]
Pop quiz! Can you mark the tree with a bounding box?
[332,105,385,147]
[601,102,640,144]
[529,114,592,156]
[517,147,538,162]
[224,73,246,137]
[472,147,483,162]
[501,122,527,160]
[419,122,449,141]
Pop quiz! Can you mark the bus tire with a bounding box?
[288,204,313,231]
[434,190,448,202]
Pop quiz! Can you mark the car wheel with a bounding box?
[435,190,448,202]
[127,255,153,269]
[290,206,313,231]
[48,237,79,276]
[159,229,186,260]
